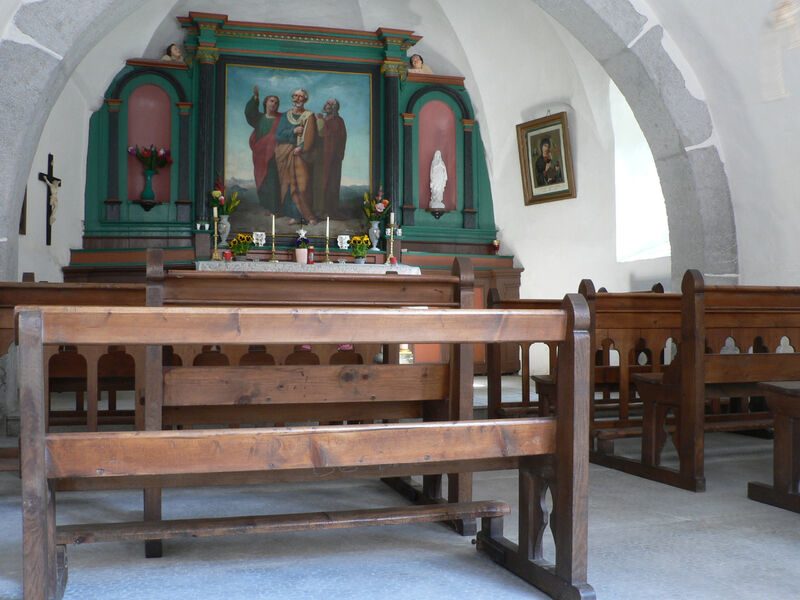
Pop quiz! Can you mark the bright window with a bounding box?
[610,81,671,262]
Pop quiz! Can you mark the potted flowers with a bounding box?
[128,144,172,210]
[229,233,254,260]
[350,234,370,264]
[295,228,310,263]
[362,187,390,250]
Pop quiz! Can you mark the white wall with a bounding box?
[17,0,175,280]
[645,0,800,285]
[441,0,670,296]
[18,78,89,281]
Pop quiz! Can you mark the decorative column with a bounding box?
[104,98,123,221]
[189,15,224,224]
[462,119,477,229]
[378,29,419,221]
[381,59,402,210]
[401,113,416,225]
[175,102,193,223]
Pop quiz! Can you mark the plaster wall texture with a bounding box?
[644,0,799,285]
[16,0,176,279]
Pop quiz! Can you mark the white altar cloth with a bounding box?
[196,260,421,275]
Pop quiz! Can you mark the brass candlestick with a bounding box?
[212,214,221,260]
[385,222,401,265]
[324,235,332,263]
[269,230,279,262]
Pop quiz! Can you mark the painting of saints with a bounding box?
[224,64,372,234]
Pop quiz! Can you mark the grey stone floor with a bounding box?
[0,379,798,599]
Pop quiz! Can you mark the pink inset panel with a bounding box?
[418,100,456,211]
[127,84,172,203]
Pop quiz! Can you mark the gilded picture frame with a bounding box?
[516,111,575,205]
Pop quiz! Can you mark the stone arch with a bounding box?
[531,0,738,285]
[0,0,738,285]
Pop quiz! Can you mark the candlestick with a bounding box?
[326,216,330,239]
[212,213,221,261]
[269,216,278,262]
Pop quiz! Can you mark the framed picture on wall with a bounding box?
[215,56,380,235]
[516,111,575,205]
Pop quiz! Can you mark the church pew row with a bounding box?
[0,252,472,432]
[143,250,477,551]
[490,274,785,492]
[622,270,795,491]
[486,281,671,430]
[0,281,146,433]
[18,301,595,600]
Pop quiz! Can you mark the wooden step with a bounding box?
[57,500,510,545]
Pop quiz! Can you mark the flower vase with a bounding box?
[218,214,231,247]
[354,257,366,264]
[368,220,381,250]
[295,248,308,264]
[140,168,156,211]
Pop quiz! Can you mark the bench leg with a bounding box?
[748,412,800,512]
[477,457,595,599]
[143,488,163,558]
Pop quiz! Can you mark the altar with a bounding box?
[196,260,421,275]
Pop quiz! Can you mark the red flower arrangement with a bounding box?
[128,144,172,172]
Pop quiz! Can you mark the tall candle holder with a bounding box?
[212,214,221,261]
[324,235,332,263]
[269,229,279,262]
[385,221,402,265]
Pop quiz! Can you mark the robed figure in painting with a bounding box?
[275,88,319,225]
[316,98,347,217]
[246,86,283,214]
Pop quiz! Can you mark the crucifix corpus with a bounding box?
[38,153,62,246]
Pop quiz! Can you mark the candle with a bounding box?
[326,216,330,239]
[271,213,275,237]
[213,206,218,218]
[390,211,395,225]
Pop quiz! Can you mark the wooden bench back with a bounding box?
[0,282,144,353]
[146,248,473,367]
[680,269,800,389]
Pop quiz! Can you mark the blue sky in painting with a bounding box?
[224,64,371,187]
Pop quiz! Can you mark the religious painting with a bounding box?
[516,112,575,205]
[217,57,378,236]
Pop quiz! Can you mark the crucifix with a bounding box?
[38,153,62,246]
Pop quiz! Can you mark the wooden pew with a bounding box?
[625,270,797,491]
[486,289,560,417]
[144,249,476,552]
[0,281,145,431]
[487,281,673,426]
[747,381,800,513]
[145,247,473,371]
[19,300,594,600]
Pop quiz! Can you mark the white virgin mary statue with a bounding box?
[429,150,447,210]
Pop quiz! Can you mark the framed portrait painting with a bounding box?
[516,112,575,205]
[215,56,380,234]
